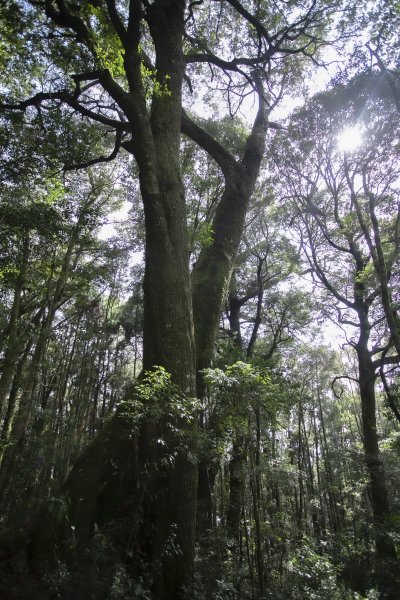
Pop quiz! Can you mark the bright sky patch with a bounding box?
[337,126,363,152]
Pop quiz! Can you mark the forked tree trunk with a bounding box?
[184,81,268,529]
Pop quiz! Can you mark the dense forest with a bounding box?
[0,0,399,598]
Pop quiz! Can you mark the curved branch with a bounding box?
[302,223,354,309]
[225,0,273,45]
[181,110,238,176]
[331,374,359,398]
[63,129,123,171]
[66,97,130,129]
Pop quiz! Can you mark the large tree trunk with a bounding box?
[1,2,197,598]
[1,7,270,600]
[356,322,398,598]
[134,3,197,596]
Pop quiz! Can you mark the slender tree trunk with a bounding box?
[247,257,264,359]
[251,406,265,597]
[301,410,321,539]
[316,387,341,535]
[228,273,245,349]
[296,397,304,532]
[226,434,246,543]
[0,339,33,470]
[196,461,217,532]
[0,238,29,415]
[0,315,50,498]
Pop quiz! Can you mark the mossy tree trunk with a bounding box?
[183,81,268,529]
[1,2,197,598]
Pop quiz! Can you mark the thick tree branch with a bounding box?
[185,50,272,70]
[372,354,400,370]
[181,110,238,177]
[225,0,273,45]
[242,72,268,180]
[106,0,127,46]
[366,43,400,113]
[0,90,129,130]
[44,0,91,45]
[379,365,400,423]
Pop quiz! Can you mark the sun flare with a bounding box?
[337,126,363,152]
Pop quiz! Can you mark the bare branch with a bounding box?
[331,374,359,398]
[63,129,123,171]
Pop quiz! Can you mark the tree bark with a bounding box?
[187,80,268,393]
[184,81,268,532]
[355,311,398,597]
